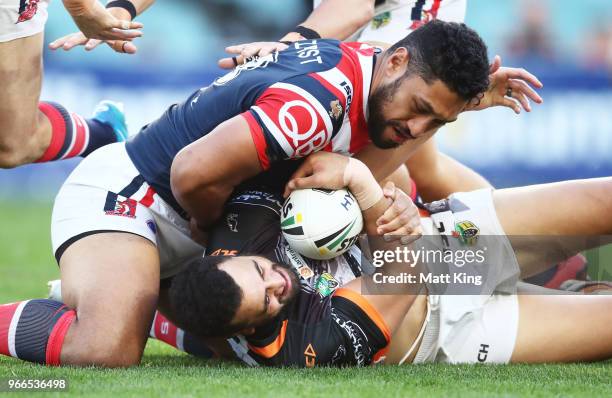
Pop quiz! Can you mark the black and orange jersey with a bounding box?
[206,188,389,367]
[245,287,390,367]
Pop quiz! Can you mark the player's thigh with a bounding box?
[59,232,160,366]
[493,178,612,236]
[0,32,44,136]
[511,293,612,363]
[492,179,612,276]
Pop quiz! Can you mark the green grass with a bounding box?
[1,201,611,398]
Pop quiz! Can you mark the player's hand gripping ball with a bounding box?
[281,188,363,260]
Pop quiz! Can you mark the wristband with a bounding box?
[106,0,137,21]
[293,25,321,40]
[343,158,383,211]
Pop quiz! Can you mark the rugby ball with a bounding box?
[280,188,363,260]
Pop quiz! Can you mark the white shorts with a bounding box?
[412,189,520,364]
[51,142,205,279]
[414,293,519,364]
[0,0,49,42]
[313,0,466,44]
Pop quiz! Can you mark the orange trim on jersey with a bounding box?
[248,319,288,358]
[241,111,270,170]
[333,288,391,344]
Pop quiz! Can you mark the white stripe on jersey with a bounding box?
[314,68,355,155]
[251,105,294,158]
[356,49,374,122]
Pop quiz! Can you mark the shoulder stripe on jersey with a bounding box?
[332,288,390,343]
[251,105,295,158]
[242,111,271,170]
[356,50,374,125]
[248,319,288,359]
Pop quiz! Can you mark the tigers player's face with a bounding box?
[219,256,300,328]
[368,73,467,149]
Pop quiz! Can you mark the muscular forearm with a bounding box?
[281,0,374,41]
[410,152,491,201]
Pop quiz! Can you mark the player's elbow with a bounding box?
[170,148,206,206]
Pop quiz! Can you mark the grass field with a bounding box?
[1,201,611,398]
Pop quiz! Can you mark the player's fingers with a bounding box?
[218,55,244,69]
[501,96,521,114]
[113,20,144,31]
[286,175,321,192]
[84,39,103,51]
[107,27,143,40]
[225,44,248,54]
[108,40,137,54]
[240,46,261,59]
[509,78,543,104]
[507,67,543,88]
[489,54,501,74]
[52,34,87,50]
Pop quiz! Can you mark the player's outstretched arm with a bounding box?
[171,115,262,233]
[405,139,492,202]
[50,0,154,54]
[218,0,375,68]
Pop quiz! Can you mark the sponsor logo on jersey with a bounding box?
[104,192,137,218]
[226,213,239,232]
[453,220,480,246]
[16,0,39,24]
[328,100,343,121]
[304,343,317,367]
[371,11,391,30]
[315,273,339,297]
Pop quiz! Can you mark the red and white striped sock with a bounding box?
[149,311,214,359]
[36,101,116,162]
[0,300,76,365]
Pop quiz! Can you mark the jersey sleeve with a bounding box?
[241,78,338,170]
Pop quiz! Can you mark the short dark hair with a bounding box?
[168,256,245,338]
[388,20,490,101]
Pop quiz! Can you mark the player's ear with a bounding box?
[239,327,256,336]
[386,47,409,77]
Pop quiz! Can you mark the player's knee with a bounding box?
[0,146,28,168]
[68,330,146,368]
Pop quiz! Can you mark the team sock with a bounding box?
[0,300,76,365]
[149,311,214,359]
[36,101,117,162]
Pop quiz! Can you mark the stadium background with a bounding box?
[1,1,612,396]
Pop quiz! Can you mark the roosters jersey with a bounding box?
[125,39,376,217]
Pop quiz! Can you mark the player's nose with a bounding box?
[265,269,285,295]
[406,117,428,138]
